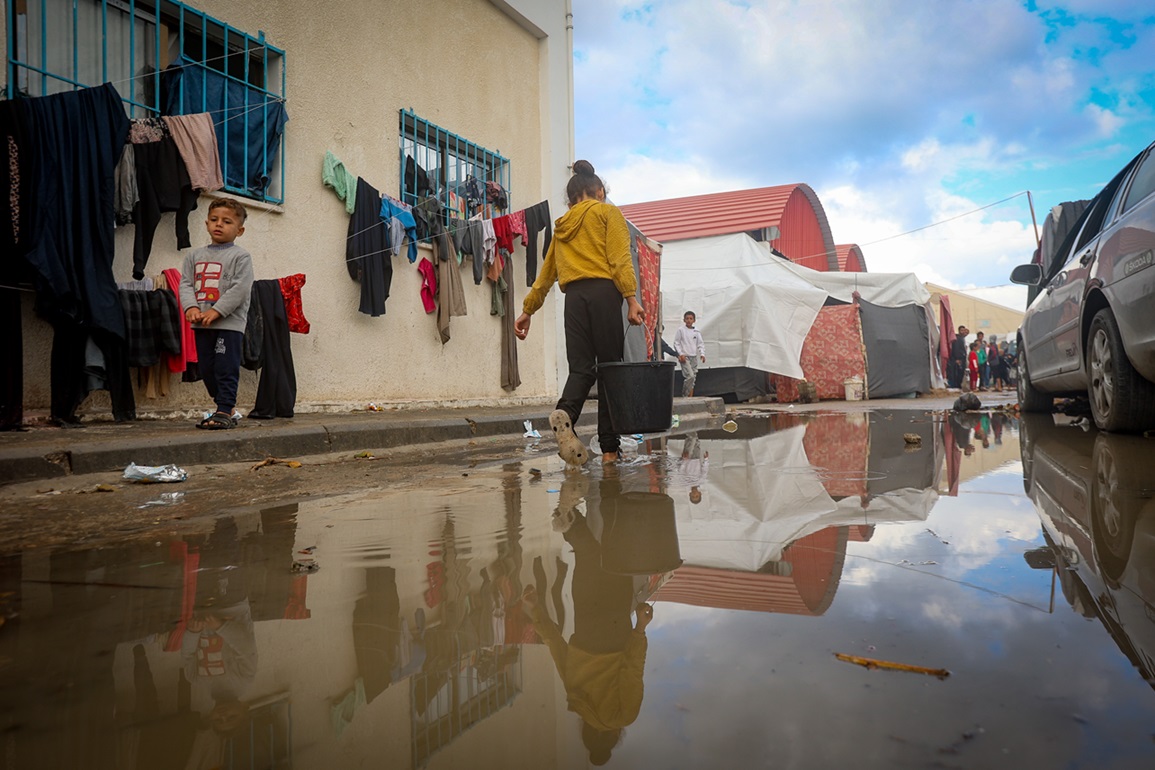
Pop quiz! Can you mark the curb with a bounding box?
[0,398,727,484]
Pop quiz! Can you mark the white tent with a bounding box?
[660,233,942,389]
[660,234,828,379]
[670,430,936,572]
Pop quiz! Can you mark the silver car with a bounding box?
[1011,140,1155,432]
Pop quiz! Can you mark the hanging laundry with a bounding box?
[479,217,497,265]
[523,200,552,287]
[509,208,528,245]
[347,177,392,317]
[456,218,486,285]
[249,279,297,419]
[278,273,310,333]
[131,124,199,280]
[501,255,520,391]
[10,84,133,423]
[242,282,264,371]
[322,150,357,214]
[0,100,32,255]
[119,288,181,368]
[162,267,198,374]
[404,156,434,199]
[163,58,288,197]
[162,113,224,192]
[381,196,417,263]
[417,257,437,314]
[492,214,516,255]
[434,232,467,344]
[485,180,508,210]
[113,145,138,225]
[463,176,485,210]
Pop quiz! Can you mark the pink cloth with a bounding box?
[509,209,528,245]
[162,113,224,191]
[417,258,438,313]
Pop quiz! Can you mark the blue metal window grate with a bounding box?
[5,0,287,204]
[400,109,511,219]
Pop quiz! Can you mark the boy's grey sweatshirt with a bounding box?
[178,243,254,334]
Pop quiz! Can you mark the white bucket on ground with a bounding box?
[844,376,865,401]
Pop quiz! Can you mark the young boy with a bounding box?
[673,310,706,397]
[179,199,254,430]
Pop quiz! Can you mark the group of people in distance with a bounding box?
[947,324,1016,392]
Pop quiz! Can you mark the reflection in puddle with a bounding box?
[3,410,1155,768]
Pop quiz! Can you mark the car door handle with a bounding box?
[1079,251,1093,266]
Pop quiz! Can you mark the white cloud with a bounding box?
[575,0,1155,293]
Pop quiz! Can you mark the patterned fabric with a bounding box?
[129,117,170,144]
[637,237,661,358]
[802,413,869,498]
[119,288,182,368]
[278,273,310,334]
[509,209,528,245]
[772,304,867,402]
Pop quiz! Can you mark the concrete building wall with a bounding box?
[5,0,573,416]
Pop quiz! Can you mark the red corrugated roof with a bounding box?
[619,184,839,271]
[836,244,867,273]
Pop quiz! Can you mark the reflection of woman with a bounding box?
[524,474,653,766]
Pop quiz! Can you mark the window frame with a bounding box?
[5,0,287,204]
[399,109,511,218]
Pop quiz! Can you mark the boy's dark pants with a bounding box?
[194,329,244,414]
[558,278,625,455]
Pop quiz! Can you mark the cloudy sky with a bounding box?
[572,0,1155,310]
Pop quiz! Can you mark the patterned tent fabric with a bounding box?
[637,237,661,357]
[772,304,867,402]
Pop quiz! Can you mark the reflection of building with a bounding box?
[655,411,942,616]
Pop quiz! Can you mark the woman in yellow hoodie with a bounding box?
[514,160,645,465]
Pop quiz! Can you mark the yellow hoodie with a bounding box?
[522,199,638,315]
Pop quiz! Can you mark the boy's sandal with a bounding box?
[200,412,235,430]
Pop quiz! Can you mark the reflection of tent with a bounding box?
[660,233,941,401]
[658,419,940,615]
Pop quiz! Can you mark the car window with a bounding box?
[1121,148,1155,214]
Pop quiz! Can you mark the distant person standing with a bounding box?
[949,325,969,388]
[968,342,980,392]
[674,311,705,397]
[988,336,1005,391]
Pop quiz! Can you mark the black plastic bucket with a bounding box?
[599,492,683,576]
[598,361,676,434]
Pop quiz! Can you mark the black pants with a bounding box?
[558,278,624,455]
[195,328,243,414]
[0,289,22,430]
[50,324,135,423]
[249,280,297,419]
[566,486,633,655]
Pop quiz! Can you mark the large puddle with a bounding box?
[2,409,1154,768]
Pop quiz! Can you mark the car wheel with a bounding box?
[1086,308,1155,432]
[1090,435,1137,585]
[1017,342,1053,413]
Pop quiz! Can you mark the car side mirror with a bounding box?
[1010,264,1043,286]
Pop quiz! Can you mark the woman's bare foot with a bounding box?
[602,452,619,464]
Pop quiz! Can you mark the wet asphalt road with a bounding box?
[1,407,1154,769]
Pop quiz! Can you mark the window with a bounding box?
[399,109,510,218]
[6,0,287,203]
[1120,148,1155,216]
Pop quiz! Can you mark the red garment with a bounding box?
[417,258,438,313]
[162,267,197,372]
[637,237,661,356]
[509,209,528,245]
[968,350,979,390]
[492,214,515,254]
[277,273,310,334]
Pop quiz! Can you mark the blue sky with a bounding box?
[573,0,1155,308]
